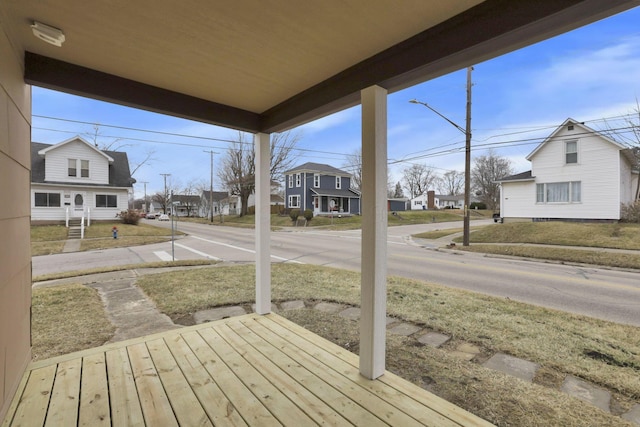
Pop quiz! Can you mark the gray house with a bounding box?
[285,162,360,215]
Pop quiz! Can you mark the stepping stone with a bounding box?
[339,307,361,320]
[417,332,450,348]
[314,302,345,313]
[622,404,640,425]
[251,303,278,313]
[561,375,611,412]
[483,353,539,382]
[450,343,481,361]
[388,323,421,336]
[280,300,305,310]
[194,306,247,324]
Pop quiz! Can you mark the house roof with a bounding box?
[201,191,230,203]
[526,118,628,161]
[172,194,201,204]
[495,170,534,183]
[31,141,135,187]
[286,162,351,176]
[5,2,633,134]
[271,194,285,204]
[311,188,360,198]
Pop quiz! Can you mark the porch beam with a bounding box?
[255,132,271,314]
[359,85,388,379]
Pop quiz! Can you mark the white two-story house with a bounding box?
[497,119,639,222]
[31,136,135,222]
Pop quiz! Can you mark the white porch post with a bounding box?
[255,132,272,314]
[360,85,388,379]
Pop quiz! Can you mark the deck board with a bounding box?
[3,313,493,426]
[79,353,110,427]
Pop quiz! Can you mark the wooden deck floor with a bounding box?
[3,313,493,426]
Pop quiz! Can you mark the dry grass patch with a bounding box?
[282,309,633,427]
[32,284,114,360]
[468,222,640,250]
[460,244,640,269]
[137,264,640,402]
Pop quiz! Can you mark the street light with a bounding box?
[409,66,473,246]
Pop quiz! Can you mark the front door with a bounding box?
[73,193,85,216]
[313,196,320,214]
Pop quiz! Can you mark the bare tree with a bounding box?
[600,100,640,200]
[437,170,465,196]
[471,150,513,211]
[402,164,438,198]
[219,130,301,216]
[343,149,362,192]
[86,124,156,177]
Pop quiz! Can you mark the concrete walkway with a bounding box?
[33,267,640,425]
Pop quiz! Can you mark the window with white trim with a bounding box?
[336,176,341,189]
[288,175,293,188]
[288,195,300,208]
[565,140,578,164]
[68,158,77,177]
[536,182,581,203]
[313,173,320,188]
[34,192,61,207]
[81,160,89,177]
[96,194,118,208]
[295,173,301,187]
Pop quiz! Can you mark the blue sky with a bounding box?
[32,7,640,199]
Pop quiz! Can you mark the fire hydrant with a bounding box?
[112,226,118,239]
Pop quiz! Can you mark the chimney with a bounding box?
[427,191,435,209]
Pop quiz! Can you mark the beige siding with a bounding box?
[43,140,110,185]
[0,20,32,422]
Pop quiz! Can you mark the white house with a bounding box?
[497,119,639,222]
[410,193,430,210]
[31,137,135,222]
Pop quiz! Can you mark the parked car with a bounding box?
[158,214,170,221]
[146,213,157,219]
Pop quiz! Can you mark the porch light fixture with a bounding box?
[31,21,65,47]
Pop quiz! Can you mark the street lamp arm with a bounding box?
[409,99,466,134]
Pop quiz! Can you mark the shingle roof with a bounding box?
[31,141,135,187]
[201,190,230,202]
[285,162,351,176]
[496,170,534,182]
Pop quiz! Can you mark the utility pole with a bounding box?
[160,173,171,214]
[463,66,473,247]
[203,150,218,222]
[140,181,149,213]
[409,65,473,246]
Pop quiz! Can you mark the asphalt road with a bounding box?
[32,219,640,327]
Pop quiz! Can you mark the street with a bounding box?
[32,219,640,327]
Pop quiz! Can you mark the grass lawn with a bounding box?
[32,284,114,361]
[30,221,183,255]
[466,221,640,250]
[135,263,640,426]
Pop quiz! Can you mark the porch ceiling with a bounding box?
[1,0,637,133]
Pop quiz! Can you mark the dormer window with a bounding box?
[565,140,578,164]
[68,158,90,177]
[336,176,341,189]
